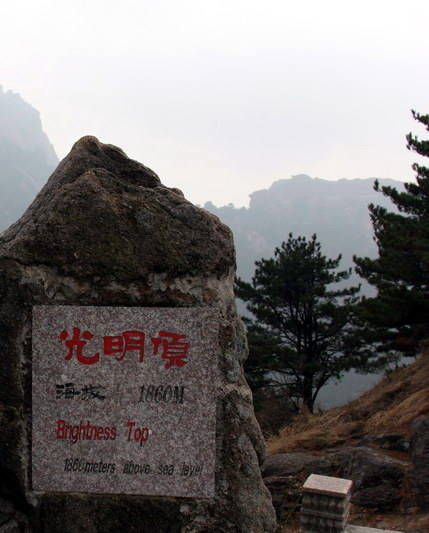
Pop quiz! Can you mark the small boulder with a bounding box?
[359,433,410,453]
[334,446,409,510]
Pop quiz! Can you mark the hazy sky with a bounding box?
[1,0,428,206]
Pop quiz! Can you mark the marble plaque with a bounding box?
[32,306,219,498]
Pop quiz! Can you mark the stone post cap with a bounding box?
[346,526,402,532]
[303,474,353,497]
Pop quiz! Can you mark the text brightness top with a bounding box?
[32,305,219,499]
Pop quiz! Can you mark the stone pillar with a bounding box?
[0,137,277,533]
[301,474,352,533]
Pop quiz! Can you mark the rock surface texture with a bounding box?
[410,415,429,508]
[263,447,410,522]
[0,137,277,533]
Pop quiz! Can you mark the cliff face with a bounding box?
[0,86,58,230]
[205,174,404,283]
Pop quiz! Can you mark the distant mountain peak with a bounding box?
[0,87,59,230]
[0,86,58,166]
[205,175,404,279]
[291,173,313,180]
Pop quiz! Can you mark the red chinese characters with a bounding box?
[59,328,190,368]
[151,331,189,369]
[59,328,100,365]
[104,331,146,362]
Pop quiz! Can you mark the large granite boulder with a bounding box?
[0,137,277,532]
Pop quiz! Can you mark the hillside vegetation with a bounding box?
[268,352,429,455]
[263,353,429,531]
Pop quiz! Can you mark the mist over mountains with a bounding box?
[0,86,58,230]
[204,174,404,285]
[0,89,407,407]
[205,175,406,407]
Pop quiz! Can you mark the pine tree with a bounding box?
[236,234,363,413]
[354,111,429,356]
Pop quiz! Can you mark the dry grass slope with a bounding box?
[268,352,429,455]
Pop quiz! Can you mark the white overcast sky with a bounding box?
[1,0,428,206]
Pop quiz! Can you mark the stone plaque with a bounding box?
[32,306,218,498]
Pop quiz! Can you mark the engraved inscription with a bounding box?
[32,306,218,498]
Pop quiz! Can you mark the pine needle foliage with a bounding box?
[354,111,429,357]
[236,234,362,413]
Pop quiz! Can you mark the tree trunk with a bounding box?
[302,373,314,413]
